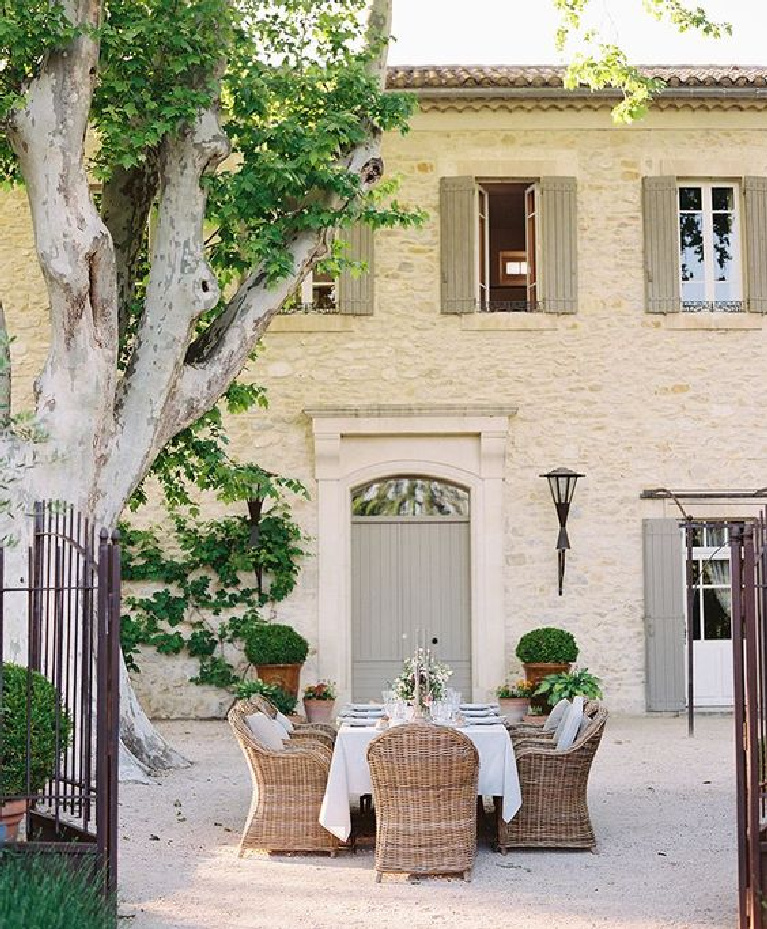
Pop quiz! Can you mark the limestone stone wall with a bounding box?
[230,105,767,713]
[3,103,767,716]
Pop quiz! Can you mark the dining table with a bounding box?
[319,719,522,842]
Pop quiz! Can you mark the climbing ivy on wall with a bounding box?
[120,468,307,690]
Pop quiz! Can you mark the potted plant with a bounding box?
[244,624,309,700]
[535,667,603,707]
[495,679,534,722]
[515,626,578,712]
[0,663,72,841]
[235,678,297,716]
[302,680,336,724]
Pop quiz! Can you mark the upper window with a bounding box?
[300,269,336,312]
[478,182,538,312]
[678,182,742,312]
[440,175,577,316]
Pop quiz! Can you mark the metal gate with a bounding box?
[731,515,767,929]
[0,501,120,895]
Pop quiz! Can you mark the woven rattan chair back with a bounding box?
[366,723,479,881]
[227,699,342,856]
[497,703,608,852]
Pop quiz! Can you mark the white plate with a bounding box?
[461,717,506,726]
[340,719,378,727]
[459,703,497,711]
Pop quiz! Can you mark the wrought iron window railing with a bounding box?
[682,300,744,313]
[279,301,341,315]
[477,300,540,313]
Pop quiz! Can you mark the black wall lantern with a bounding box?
[540,467,585,596]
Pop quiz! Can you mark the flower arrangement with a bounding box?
[303,680,336,701]
[496,678,535,699]
[391,648,452,705]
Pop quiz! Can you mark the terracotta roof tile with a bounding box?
[386,64,767,93]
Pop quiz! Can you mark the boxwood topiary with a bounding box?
[1,663,72,798]
[244,623,309,666]
[515,627,578,664]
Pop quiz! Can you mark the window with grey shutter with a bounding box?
[440,176,477,314]
[337,223,374,316]
[538,176,578,314]
[642,518,686,711]
[642,176,681,313]
[744,176,767,313]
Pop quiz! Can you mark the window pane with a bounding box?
[712,186,734,211]
[705,525,728,548]
[680,213,705,283]
[351,477,470,517]
[712,213,734,282]
[679,186,702,210]
[692,593,701,641]
[701,559,730,585]
[702,589,731,641]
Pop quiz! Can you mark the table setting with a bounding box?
[319,639,522,842]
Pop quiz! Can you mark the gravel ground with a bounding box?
[118,715,737,929]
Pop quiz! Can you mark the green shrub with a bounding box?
[235,678,297,716]
[515,627,578,664]
[0,853,115,929]
[1,664,72,797]
[244,623,308,666]
[535,667,603,706]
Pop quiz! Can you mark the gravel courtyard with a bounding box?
[118,715,737,929]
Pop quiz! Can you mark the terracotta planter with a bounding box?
[498,696,529,723]
[523,662,572,712]
[303,698,336,724]
[0,799,28,842]
[254,663,303,700]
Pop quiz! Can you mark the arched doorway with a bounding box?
[350,476,471,700]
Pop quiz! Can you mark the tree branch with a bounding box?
[6,0,120,506]
[94,108,230,524]
[155,0,393,442]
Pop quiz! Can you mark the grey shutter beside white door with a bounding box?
[743,176,767,314]
[337,223,374,315]
[440,176,477,314]
[538,176,578,314]
[642,176,680,314]
[642,518,686,711]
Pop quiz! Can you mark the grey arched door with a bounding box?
[350,476,471,701]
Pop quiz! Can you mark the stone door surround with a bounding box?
[306,404,516,703]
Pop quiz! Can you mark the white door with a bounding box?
[686,525,734,706]
[350,477,471,702]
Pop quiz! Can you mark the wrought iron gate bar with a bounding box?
[0,501,120,897]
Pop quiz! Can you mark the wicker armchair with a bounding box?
[497,703,608,852]
[509,699,600,750]
[366,723,479,882]
[244,694,336,748]
[228,699,344,855]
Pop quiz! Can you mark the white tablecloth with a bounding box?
[319,723,521,842]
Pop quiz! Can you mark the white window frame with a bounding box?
[678,180,742,311]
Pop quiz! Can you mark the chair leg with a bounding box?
[375,871,382,883]
[463,870,472,882]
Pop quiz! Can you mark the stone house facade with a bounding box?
[3,65,767,716]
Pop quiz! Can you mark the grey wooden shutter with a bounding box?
[440,176,477,314]
[337,223,374,315]
[539,177,578,313]
[743,176,767,313]
[642,518,686,711]
[642,176,680,313]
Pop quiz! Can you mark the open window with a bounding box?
[440,175,577,315]
[476,182,538,311]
